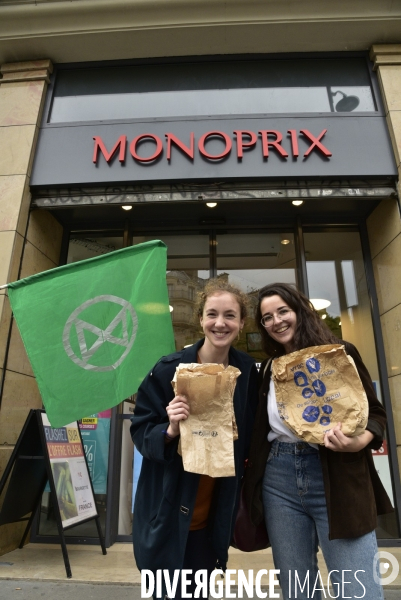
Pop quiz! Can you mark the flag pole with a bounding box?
[0,284,8,290]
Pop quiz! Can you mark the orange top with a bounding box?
[189,475,216,530]
[189,352,216,530]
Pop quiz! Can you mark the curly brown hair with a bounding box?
[256,282,340,356]
[195,278,249,319]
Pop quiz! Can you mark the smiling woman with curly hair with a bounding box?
[131,278,258,600]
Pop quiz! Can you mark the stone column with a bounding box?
[368,46,401,480]
[0,60,63,555]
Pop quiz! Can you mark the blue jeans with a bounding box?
[262,440,383,600]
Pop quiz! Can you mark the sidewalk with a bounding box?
[0,542,401,591]
[0,580,400,600]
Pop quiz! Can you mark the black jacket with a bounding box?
[130,339,258,580]
[243,341,393,540]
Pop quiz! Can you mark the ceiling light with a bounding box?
[169,305,174,312]
[292,200,303,206]
[122,205,132,211]
[281,239,290,245]
[321,314,327,320]
[206,202,217,208]
[310,298,331,311]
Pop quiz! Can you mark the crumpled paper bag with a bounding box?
[172,363,240,477]
[272,344,369,445]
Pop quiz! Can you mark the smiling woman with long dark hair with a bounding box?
[245,282,393,600]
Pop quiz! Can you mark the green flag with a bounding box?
[8,240,175,428]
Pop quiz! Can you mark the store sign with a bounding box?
[31,116,397,187]
[92,129,332,165]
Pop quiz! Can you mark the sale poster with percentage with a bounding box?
[41,413,97,528]
[79,410,111,495]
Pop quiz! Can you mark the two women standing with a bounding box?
[132,279,392,599]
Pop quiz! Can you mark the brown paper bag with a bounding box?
[272,344,369,445]
[172,363,240,477]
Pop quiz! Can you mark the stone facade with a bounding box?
[0,60,63,555]
[368,45,401,473]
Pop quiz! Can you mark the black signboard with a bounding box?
[0,409,106,578]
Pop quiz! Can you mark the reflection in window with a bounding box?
[133,234,210,351]
[217,232,297,362]
[50,58,376,123]
[304,230,396,538]
[67,236,123,264]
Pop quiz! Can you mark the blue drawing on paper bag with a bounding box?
[302,387,315,399]
[320,416,331,426]
[306,358,320,373]
[302,406,320,422]
[322,405,333,414]
[312,379,326,397]
[294,371,308,387]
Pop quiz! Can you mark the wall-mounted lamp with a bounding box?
[292,200,303,206]
[122,205,132,211]
[206,202,217,208]
[281,239,290,245]
[328,89,360,112]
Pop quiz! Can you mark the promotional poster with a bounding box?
[79,409,111,495]
[41,413,98,528]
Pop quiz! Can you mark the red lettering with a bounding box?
[130,134,163,162]
[300,129,332,157]
[259,130,289,158]
[165,133,194,160]
[198,131,232,160]
[287,130,299,158]
[234,130,257,159]
[92,127,332,166]
[92,135,126,164]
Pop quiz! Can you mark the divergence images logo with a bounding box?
[63,295,138,372]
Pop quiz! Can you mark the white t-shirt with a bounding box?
[267,378,318,450]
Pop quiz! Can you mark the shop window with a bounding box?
[216,232,297,363]
[49,57,376,123]
[132,234,210,353]
[304,229,397,539]
[67,236,124,264]
[37,234,123,539]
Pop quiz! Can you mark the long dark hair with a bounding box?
[256,283,340,356]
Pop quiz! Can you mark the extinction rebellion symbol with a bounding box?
[62,295,138,372]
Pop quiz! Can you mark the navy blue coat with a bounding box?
[130,339,258,578]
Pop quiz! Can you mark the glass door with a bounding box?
[304,228,398,538]
[118,233,211,538]
[118,229,297,538]
[215,231,297,364]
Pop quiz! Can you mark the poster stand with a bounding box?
[0,409,106,578]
